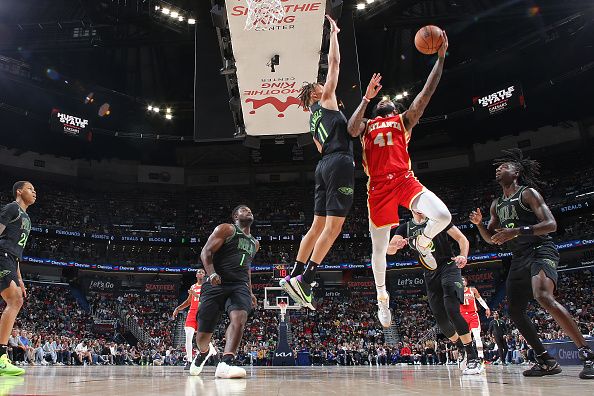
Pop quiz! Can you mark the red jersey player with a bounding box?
[173,268,205,370]
[460,277,491,359]
[347,31,452,328]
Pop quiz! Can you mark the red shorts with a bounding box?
[185,311,198,330]
[367,171,425,228]
[461,312,480,330]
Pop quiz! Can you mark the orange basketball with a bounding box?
[414,25,443,55]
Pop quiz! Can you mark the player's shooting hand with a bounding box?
[452,255,467,268]
[491,228,519,245]
[251,293,257,309]
[325,15,340,34]
[365,73,383,100]
[437,30,448,58]
[209,273,222,286]
[469,208,482,225]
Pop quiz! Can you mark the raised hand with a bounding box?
[365,73,383,100]
[437,30,448,58]
[325,14,340,34]
[469,208,482,225]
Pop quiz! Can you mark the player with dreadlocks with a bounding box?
[469,149,593,379]
[280,15,355,310]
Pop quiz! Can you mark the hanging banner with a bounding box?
[226,0,326,135]
[472,83,525,119]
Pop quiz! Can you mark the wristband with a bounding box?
[362,96,370,103]
[207,273,219,283]
[519,226,533,235]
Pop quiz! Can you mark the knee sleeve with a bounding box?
[411,190,452,239]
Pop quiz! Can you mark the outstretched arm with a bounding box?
[469,201,499,244]
[491,188,557,245]
[320,15,340,111]
[347,73,383,137]
[473,287,491,317]
[446,226,468,268]
[402,31,448,131]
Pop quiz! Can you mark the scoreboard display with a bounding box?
[272,265,288,282]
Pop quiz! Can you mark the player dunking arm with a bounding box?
[387,210,484,375]
[281,15,355,310]
[347,31,453,327]
[460,277,491,360]
[172,268,205,370]
[469,149,593,379]
[190,205,259,379]
[0,181,35,376]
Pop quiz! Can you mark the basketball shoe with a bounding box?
[279,276,305,306]
[411,236,437,270]
[377,292,391,328]
[290,275,315,310]
[189,343,217,376]
[0,354,24,376]
[215,361,246,379]
[523,352,562,377]
[578,347,594,379]
[462,358,484,375]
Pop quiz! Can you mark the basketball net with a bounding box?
[278,301,288,322]
[244,0,285,30]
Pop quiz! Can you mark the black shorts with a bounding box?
[0,252,19,292]
[197,282,252,333]
[425,263,465,307]
[314,152,355,217]
[507,241,559,300]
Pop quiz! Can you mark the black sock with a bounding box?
[290,261,305,277]
[0,344,6,356]
[464,342,477,360]
[222,354,235,364]
[302,260,319,284]
[537,351,554,361]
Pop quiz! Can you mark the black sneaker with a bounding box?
[184,361,191,371]
[578,348,594,380]
[523,354,562,377]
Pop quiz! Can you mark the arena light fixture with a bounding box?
[366,0,375,3]
[395,94,403,100]
[166,107,172,114]
[147,105,153,111]
[165,114,173,120]
[170,11,179,19]
[161,7,170,15]
[178,16,184,22]
[188,18,196,25]
[357,3,366,10]
[382,95,389,101]
[153,107,160,113]
[403,91,409,96]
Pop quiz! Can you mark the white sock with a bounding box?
[411,190,452,241]
[370,225,390,299]
[184,326,195,362]
[472,328,484,358]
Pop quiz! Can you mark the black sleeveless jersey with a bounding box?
[309,102,353,157]
[394,220,454,272]
[495,186,551,253]
[0,201,32,259]
[213,224,258,284]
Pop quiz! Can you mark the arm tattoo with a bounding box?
[347,99,368,137]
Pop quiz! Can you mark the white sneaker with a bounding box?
[412,236,437,270]
[189,343,217,376]
[462,359,484,375]
[377,293,392,328]
[215,361,247,379]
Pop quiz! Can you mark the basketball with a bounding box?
[414,25,443,55]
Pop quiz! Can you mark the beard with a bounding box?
[238,217,254,227]
[374,102,396,117]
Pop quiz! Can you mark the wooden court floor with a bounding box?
[0,365,590,395]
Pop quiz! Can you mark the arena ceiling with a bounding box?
[0,0,592,163]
